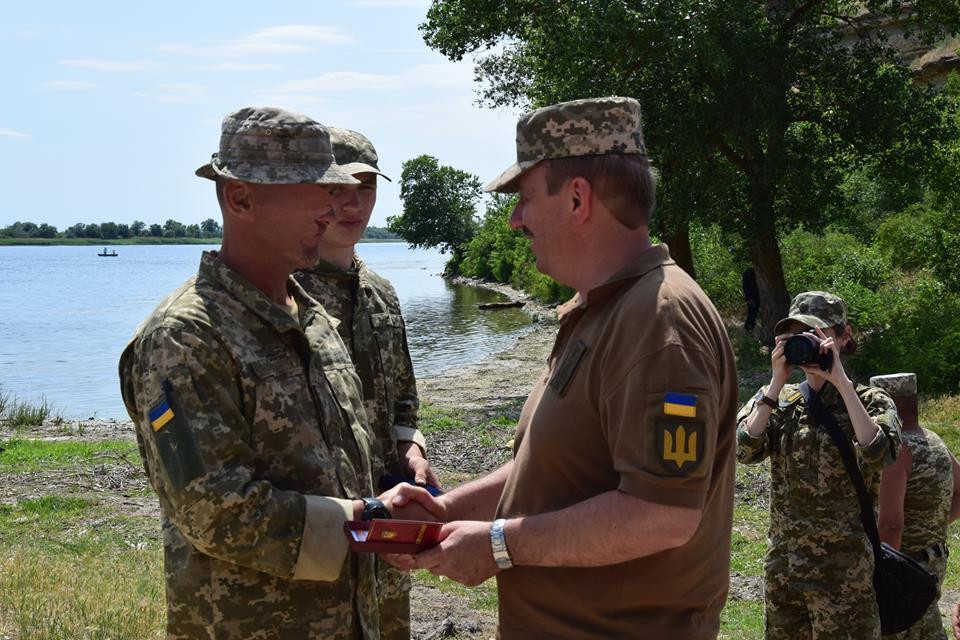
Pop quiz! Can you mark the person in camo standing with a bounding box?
[876,372,960,640]
[119,106,441,640]
[294,127,437,640]
[738,290,902,639]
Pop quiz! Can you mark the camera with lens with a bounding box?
[784,332,834,371]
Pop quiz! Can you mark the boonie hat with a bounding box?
[774,291,848,335]
[869,373,918,397]
[328,127,391,182]
[484,96,647,193]
[195,106,359,185]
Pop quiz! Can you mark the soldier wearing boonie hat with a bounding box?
[294,126,436,640]
[120,106,441,639]
[409,97,739,639]
[738,290,902,639]
[875,373,960,640]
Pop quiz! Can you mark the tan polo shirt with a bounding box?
[495,244,738,640]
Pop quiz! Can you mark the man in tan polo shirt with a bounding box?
[404,97,738,639]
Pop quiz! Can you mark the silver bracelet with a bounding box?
[490,518,513,569]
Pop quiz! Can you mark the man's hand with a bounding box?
[399,442,442,489]
[414,520,500,587]
[952,601,960,640]
[377,482,445,522]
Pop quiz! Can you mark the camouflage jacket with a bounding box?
[900,428,953,554]
[737,382,901,588]
[294,256,423,482]
[119,252,379,640]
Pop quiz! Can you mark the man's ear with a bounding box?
[222,181,255,221]
[568,176,593,225]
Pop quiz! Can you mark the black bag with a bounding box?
[800,382,938,635]
[874,542,939,633]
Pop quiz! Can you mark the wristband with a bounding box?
[755,389,778,410]
[490,518,513,570]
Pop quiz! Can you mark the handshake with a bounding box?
[353,481,504,587]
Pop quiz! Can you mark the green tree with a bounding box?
[64,223,87,238]
[422,0,960,342]
[85,223,102,239]
[199,218,222,238]
[148,223,163,237]
[99,222,119,239]
[388,154,481,265]
[163,219,186,238]
[36,223,57,238]
[131,220,146,236]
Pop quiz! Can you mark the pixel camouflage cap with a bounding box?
[195,106,359,185]
[774,291,848,335]
[328,127,392,182]
[483,96,647,193]
[869,373,918,397]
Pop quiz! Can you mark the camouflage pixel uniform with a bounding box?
[120,252,379,640]
[883,428,953,640]
[295,256,423,640]
[737,382,901,640]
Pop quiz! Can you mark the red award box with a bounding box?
[344,519,442,554]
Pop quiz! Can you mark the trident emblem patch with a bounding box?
[656,419,705,475]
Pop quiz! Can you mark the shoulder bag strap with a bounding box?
[798,381,882,558]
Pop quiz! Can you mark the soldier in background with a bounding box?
[294,127,436,640]
[737,291,901,639]
[876,372,960,640]
[119,106,440,639]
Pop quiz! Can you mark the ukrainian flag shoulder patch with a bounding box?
[149,399,175,431]
[663,392,697,418]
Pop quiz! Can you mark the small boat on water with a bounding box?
[97,248,118,257]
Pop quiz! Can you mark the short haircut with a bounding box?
[214,177,228,210]
[543,154,656,229]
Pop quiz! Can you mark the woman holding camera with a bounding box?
[737,291,902,639]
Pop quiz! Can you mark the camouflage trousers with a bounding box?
[883,553,948,640]
[765,554,880,639]
[378,561,411,640]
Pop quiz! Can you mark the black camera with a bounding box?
[784,332,834,371]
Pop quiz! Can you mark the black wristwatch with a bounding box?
[755,389,778,410]
[360,497,391,521]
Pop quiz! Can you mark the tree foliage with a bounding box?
[388,154,482,263]
[422,0,960,342]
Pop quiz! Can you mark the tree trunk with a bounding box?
[747,213,791,346]
[662,218,696,279]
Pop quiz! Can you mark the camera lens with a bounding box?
[784,334,819,366]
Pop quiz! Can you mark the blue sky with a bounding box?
[0,0,519,229]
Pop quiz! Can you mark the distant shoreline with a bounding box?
[0,237,405,246]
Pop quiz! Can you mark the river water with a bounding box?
[0,243,534,419]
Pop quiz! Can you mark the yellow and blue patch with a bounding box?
[149,399,175,431]
[663,392,697,418]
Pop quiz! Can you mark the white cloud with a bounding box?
[132,83,210,103]
[196,62,283,72]
[44,80,98,91]
[0,129,32,139]
[157,25,352,58]
[59,58,159,72]
[274,63,474,93]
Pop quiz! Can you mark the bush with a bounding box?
[854,271,960,394]
[874,203,960,292]
[458,195,574,304]
[689,223,746,315]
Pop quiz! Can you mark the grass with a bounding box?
[0,495,164,640]
[0,438,138,473]
[418,402,468,435]
[3,397,57,428]
[412,570,499,612]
